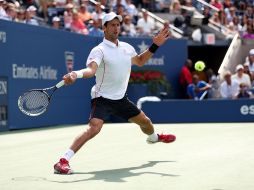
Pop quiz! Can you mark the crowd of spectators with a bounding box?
[1,0,254,99]
[180,48,254,100]
[0,0,253,39]
[0,0,159,37]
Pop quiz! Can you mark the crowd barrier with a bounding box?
[141,99,254,123]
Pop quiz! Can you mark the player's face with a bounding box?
[104,18,121,42]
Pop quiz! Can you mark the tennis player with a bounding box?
[54,12,176,174]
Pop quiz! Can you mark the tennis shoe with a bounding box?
[158,133,176,143]
[147,134,176,144]
[54,158,73,175]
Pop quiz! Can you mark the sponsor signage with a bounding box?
[0,77,8,131]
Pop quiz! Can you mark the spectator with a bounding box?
[202,6,211,25]
[16,8,26,23]
[179,59,193,99]
[245,49,254,75]
[211,0,224,11]
[219,71,239,98]
[63,3,74,30]
[187,74,211,100]
[0,0,7,19]
[70,10,89,35]
[243,4,253,25]
[91,2,105,23]
[136,10,155,36]
[113,0,126,12]
[225,6,237,23]
[223,0,233,9]
[52,16,61,29]
[243,62,252,82]
[2,3,17,21]
[121,14,137,37]
[206,68,220,98]
[224,21,239,38]
[155,0,171,13]
[125,0,138,18]
[232,16,243,34]
[242,22,254,39]
[235,82,253,99]
[78,3,92,24]
[54,0,68,8]
[232,64,252,88]
[88,19,103,37]
[80,0,94,13]
[210,11,222,25]
[168,0,184,28]
[25,5,39,25]
[115,4,126,18]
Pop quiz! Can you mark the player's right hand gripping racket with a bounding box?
[18,80,65,116]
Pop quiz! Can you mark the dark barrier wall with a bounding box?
[0,20,187,130]
[142,99,254,123]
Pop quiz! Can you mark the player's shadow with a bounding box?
[48,160,179,183]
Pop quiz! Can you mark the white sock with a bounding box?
[62,149,75,161]
[147,132,158,142]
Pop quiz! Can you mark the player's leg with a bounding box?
[128,111,154,135]
[129,111,176,144]
[54,97,107,174]
[54,118,104,174]
[70,118,104,153]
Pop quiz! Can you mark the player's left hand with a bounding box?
[152,22,171,46]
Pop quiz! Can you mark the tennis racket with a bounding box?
[18,80,65,116]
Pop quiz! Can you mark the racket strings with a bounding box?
[19,91,49,116]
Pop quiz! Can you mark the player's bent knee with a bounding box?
[141,116,152,126]
[87,125,102,138]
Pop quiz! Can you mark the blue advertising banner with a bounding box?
[142,99,254,123]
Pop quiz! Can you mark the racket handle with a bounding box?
[56,80,65,89]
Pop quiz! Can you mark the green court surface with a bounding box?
[0,123,254,190]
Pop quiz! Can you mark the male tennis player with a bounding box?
[54,12,176,174]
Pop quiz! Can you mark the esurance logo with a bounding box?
[240,105,254,115]
[0,80,7,95]
[137,41,164,66]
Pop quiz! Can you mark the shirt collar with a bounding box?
[103,38,120,48]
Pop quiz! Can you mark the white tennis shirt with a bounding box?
[86,38,137,100]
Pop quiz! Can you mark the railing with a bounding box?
[218,33,240,76]
[195,0,219,12]
[141,8,184,38]
[89,0,105,9]
[87,0,184,38]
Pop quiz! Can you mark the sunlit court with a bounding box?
[1,123,254,190]
[1,0,254,189]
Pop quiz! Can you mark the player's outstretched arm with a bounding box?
[132,23,170,67]
[63,62,98,85]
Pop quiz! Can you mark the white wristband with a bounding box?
[73,70,83,78]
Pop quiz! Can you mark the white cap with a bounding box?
[249,49,254,55]
[27,5,37,12]
[52,16,60,22]
[65,3,74,9]
[236,64,244,71]
[244,62,249,66]
[102,12,122,26]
